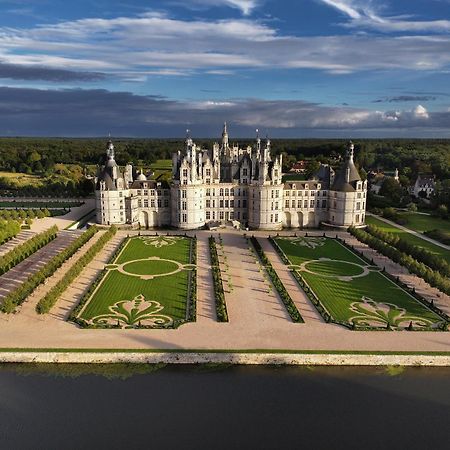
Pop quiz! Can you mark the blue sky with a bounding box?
[0,0,449,137]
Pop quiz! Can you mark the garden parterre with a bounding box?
[77,235,195,328]
[274,236,446,330]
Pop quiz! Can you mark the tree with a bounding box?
[379,177,403,204]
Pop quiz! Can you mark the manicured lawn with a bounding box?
[366,216,450,264]
[275,236,445,330]
[149,159,172,181]
[79,236,194,327]
[398,212,450,234]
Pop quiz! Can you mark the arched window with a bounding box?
[220,188,224,196]
[225,188,229,196]
[230,188,234,196]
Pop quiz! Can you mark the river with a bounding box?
[0,364,449,449]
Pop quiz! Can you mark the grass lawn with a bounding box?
[149,159,172,182]
[0,201,83,209]
[366,215,450,264]
[0,171,43,187]
[397,212,450,234]
[275,236,445,330]
[79,235,194,327]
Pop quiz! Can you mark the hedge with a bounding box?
[35,226,117,314]
[209,236,228,322]
[0,219,21,246]
[0,226,98,313]
[349,226,450,296]
[0,225,58,275]
[250,236,303,323]
[366,224,450,277]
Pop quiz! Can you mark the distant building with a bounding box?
[95,124,367,229]
[410,175,435,199]
[369,169,399,195]
[289,160,307,174]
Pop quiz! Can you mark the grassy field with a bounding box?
[366,216,450,264]
[274,236,445,330]
[79,235,194,327]
[149,159,172,182]
[0,171,43,187]
[397,212,450,234]
[0,201,83,209]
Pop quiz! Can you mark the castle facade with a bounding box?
[96,124,367,230]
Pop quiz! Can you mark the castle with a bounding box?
[96,124,367,230]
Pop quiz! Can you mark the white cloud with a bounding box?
[318,0,450,33]
[1,13,450,78]
[185,0,261,15]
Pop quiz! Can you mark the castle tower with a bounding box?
[328,141,367,228]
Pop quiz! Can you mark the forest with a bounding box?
[0,137,448,206]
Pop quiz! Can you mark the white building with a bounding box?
[95,124,367,229]
[410,175,435,199]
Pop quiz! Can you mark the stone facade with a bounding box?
[95,124,367,229]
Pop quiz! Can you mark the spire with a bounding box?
[222,121,229,148]
[107,137,115,159]
[256,128,261,153]
[185,128,193,149]
[348,140,354,162]
[266,133,271,149]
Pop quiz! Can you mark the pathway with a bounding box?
[0,230,36,257]
[368,213,450,251]
[258,236,323,324]
[16,230,107,320]
[0,230,84,303]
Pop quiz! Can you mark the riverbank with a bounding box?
[1,349,449,366]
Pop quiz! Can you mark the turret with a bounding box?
[222,122,229,149]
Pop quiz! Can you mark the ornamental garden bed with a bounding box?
[272,236,448,331]
[72,234,196,329]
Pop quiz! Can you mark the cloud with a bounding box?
[1,13,450,77]
[372,95,437,103]
[318,0,450,33]
[0,62,106,81]
[182,0,261,15]
[0,86,448,137]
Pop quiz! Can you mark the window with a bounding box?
[206,178,211,184]
[230,188,234,196]
[316,200,320,208]
[206,200,211,208]
[286,191,290,197]
[144,190,148,196]
[243,200,247,208]
[206,188,210,196]
[285,199,289,208]
[220,200,224,208]
[164,199,169,207]
[213,212,216,220]
[355,214,360,223]
[182,202,187,210]
[230,200,234,208]
[230,211,234,220]
[151,199,155,207]
[183,169,188,178]
[206,169,211,177]
[137,190,141,195]
[238,200,241,208]
[322,200,327,208]
[182,190,187,199]
[298,200,302,208]
[310,200,314,208]
[220,188,224,196]
[144,199,149,207]
[206,211,211,220]
[225,200,229,208]
[157,190,162,196]
[271,190,274,198]
[119,192,123,197]
[243,168,248,176]
[356,202,361,210]
[304,200,308,208]
[220,211,224,220]
[182,214,187,223]
[138,200,142,207]
[157,199,161,207]
[292,200,295,208]
[298,191,302,196]
[275,202,279,210]
[275,190,279,198]
[270,214,273,223]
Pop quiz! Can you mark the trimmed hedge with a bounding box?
[0,226,98,313]
[209,236,228,322]
[35,226,117,314]
[0,219,21,246]
[349,226,450,296]
[0,225,58,275]
[366,224,450,277]
[250,236,303,323]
